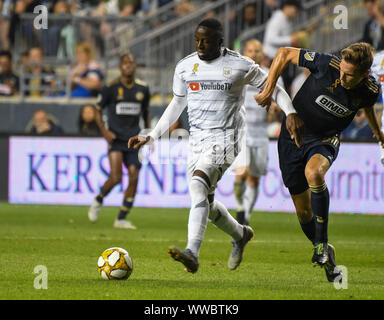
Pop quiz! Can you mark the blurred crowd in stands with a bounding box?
[0,0,383,141]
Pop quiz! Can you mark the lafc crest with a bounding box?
[223,67,232,78]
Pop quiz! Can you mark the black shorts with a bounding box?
[278,122,340,195]
[108,139,142,168]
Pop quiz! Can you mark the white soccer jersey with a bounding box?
[172,48,268,139]
[371,50,384,128]
[243,84,268,147]
[243,66,285,147]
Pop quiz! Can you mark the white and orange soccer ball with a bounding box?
[97,247,133,280]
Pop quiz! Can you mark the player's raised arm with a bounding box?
[128,95,187,149]
[247,53,303,147]
[255,47,300,107]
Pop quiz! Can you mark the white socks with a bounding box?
[186,176,209,257]
[243,184,259,225]
[186,176,245,257]
[209,200,243,242]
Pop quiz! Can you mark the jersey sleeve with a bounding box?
[370,52,384,101]
[172,63,187,97]
[141,85,151,127]
[142,85,150,111]
[244,62,268,89]
[367,88,381,109]
[298,49,332,75]
[97,85,111,110]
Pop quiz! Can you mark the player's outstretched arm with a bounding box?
[255,47,300,107]
[128,95,187,149]
[364,107,384,147]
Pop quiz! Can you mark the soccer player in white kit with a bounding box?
[129,18,297,273]
[369,50,384,165]
[233,39,285,226]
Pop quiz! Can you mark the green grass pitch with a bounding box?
[0,202,383,300]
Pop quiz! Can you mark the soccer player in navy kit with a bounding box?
[256,42,384,282]
[88,53,151,229]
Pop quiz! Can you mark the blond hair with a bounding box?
[75,41,95,60]
[341,42,373,73]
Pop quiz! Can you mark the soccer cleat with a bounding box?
[312,242,329,266]
[88,199,102,223]
[323,244,343,283]
[228,225,254,270]
[113,219,137,230]
[168,246,199,273]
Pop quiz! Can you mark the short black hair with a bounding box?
[0,50,12,60]
[120,52,135,63]
[281,0,302,9]
[197,18,224,38]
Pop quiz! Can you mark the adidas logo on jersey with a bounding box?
[315,95,353,118]
[189,81,232,92]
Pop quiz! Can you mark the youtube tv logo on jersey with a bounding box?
[189,82,200,91]
[189,81,232,92]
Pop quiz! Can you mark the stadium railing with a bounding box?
[18,59,72,101]
[104,0,368,102]
[12,0,367,102]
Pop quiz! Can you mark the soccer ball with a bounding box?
[97,247,133,280]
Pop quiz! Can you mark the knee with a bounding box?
[235,168,248,180]
[305,166,324,186]
[189,176,209,202]
[109,173,122,186]
[247,176,260,187]
[190,176,208,193]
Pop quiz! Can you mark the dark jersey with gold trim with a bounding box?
[98,78,150,141]
[290,49,380,142]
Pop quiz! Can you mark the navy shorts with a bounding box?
[108,139,142,169]
[278,122,340,195]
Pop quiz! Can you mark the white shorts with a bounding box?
[232,143,269,177]
[187,130,242,194]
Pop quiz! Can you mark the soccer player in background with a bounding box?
[255,43,384,282]
[88,53,151,229]
[128,18,297,273]
[233,39,284,226]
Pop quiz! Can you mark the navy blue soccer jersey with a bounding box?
[97,78,150,141]
[291,49,380,142]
